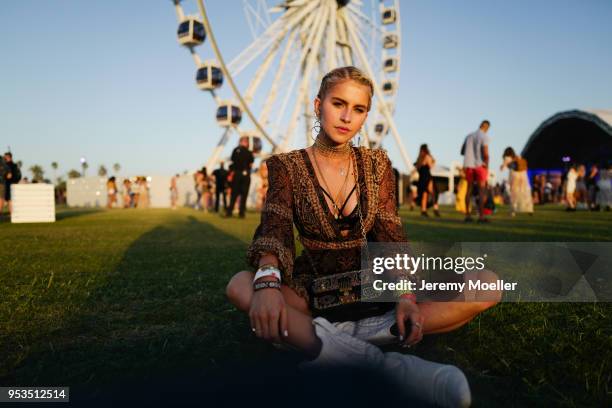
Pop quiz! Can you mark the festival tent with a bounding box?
[521,109,612,170]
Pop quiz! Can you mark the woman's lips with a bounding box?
[335,126,350,134]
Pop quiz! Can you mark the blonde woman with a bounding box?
[227,67,500,407]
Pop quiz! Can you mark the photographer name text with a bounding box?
[373,279,517,292]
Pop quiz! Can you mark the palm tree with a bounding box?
[98,165,108,177]
[51,162,58,185]
[81,162,89,177]
[29,165,45,183]
[113,163,121,174]
[68,169,81,179]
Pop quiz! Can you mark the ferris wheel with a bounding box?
[171,0,413,171]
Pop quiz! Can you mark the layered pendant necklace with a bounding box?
[312,144,352,220]
[313,136,351,177]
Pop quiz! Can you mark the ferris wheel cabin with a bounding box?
[239,131,263,155]
[375,122,389,136]
[382,80,397,95]
[381,8,397,25]
[383,57,398,73]
[216,102,242,127]
[383,33,399,49]
[177,17,205,47]
[196,62,223,90]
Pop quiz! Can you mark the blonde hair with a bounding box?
[317,66,374,111]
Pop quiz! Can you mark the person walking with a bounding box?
[461,120,491,222]
[586,165,600,211]
[500,147,533,216]
[170,174,179,210]
[565,165,578,211]
[226,137,254,218]
[2,152,21,216]
[212,162,228,212]
[415,144,440,217]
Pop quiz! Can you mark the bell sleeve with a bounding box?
[246,155,296,282]
[369,152,407,243]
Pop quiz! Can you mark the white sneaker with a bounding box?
[304,317,472,407]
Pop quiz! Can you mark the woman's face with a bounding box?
[314,79,370,145]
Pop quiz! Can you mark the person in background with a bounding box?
[575,165,588,208]
[170,174,179,210]
[226,137,254,218]
[106,176,118,209]
[0,155,7,218]
[393,167,401,210]
[200,167,211,213]
[194,171,203,210]
[257,161,269,210]
[414,144,440,217]
[596,165,612,211]
[122,179,132,208]
[212,162,228,213]
[565,165,577,211]
[500,147,533,216]
[586,164,599,211]
[2,152,21,216]
[137,177,149,209]
[407,167,418,211]
[461,120,491,223]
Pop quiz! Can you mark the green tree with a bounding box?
[67,169,81,179]
[98,165,108,177]
[113,163,121,174]
[81,162,89,177]
[17,160,23,169]
[29,165,45,183]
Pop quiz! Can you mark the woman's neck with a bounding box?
[314,132,351,160]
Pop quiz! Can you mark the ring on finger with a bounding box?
[252,327,257,332]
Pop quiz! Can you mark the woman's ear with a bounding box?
[314,97,321,118]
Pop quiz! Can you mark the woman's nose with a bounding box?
[340,109,351,123]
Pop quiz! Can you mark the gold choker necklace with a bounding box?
[313,136,351,157]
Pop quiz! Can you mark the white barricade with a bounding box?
[66,177,108,207]
[11,184,56,223]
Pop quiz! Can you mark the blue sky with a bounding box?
[1,0,611,179]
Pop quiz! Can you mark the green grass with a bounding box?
[0,205,610,406]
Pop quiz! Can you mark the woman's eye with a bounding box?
[333,102,343,107]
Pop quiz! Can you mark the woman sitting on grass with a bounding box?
[226,66,501,407]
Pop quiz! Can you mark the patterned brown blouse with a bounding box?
[246,147,407,304]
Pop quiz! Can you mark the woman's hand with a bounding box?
[249,277,288,343]
[396,299,425,347]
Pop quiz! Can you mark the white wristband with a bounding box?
[253,266,281,283]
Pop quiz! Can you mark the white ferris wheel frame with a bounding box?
[172,0,413,172]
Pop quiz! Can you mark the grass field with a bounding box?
[0,205,610,406]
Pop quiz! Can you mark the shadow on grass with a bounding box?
[55,207,104,221]
[402,212,612,241]
[9,215,276,398]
